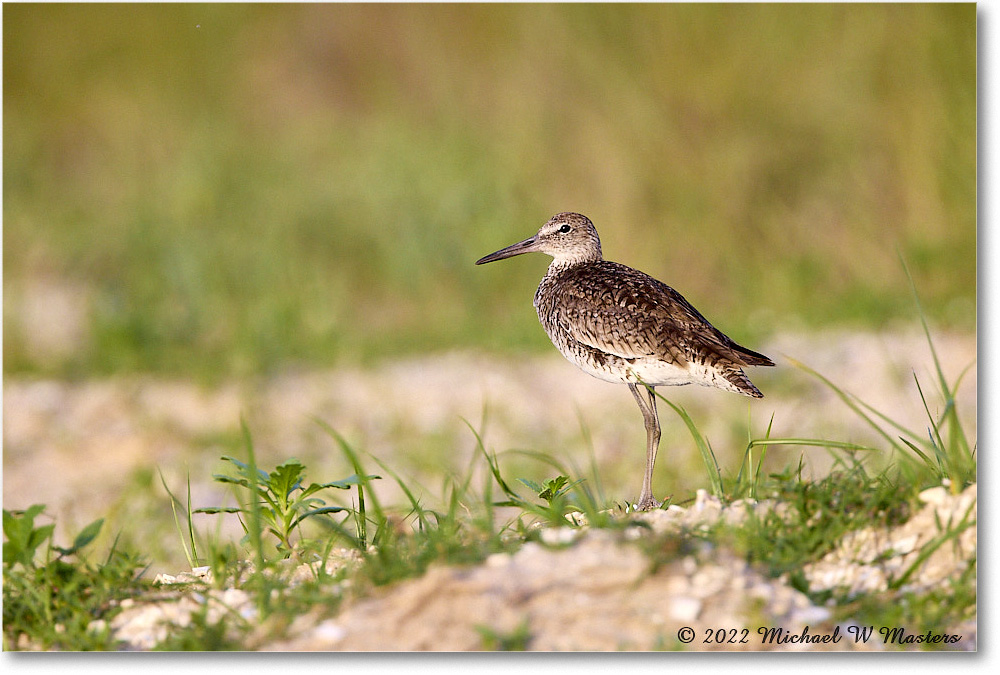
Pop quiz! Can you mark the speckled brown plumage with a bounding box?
[476,212,773,510]
[535,260,773,397]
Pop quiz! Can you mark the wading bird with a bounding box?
[476,212,773,510]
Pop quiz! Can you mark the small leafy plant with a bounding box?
[481,446,601,528]
[3,505,146,650]
[3,504,106,572]
[3,505,58,569]
[196,455,377,560]
[518,475,578,505]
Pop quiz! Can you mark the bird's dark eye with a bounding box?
[559,224,571,233]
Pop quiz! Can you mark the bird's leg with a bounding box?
[628,383,662,511]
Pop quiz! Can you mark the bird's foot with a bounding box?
[632,494,662,512]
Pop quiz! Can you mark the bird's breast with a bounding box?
[533,273,633,384]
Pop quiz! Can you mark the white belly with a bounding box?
[558,347,696,387]
[560,346,741,395]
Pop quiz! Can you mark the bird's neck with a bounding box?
[545,255,601,277]
[547,248,603,272]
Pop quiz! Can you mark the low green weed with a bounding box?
[476,618,532,651]
[314,420,516,588]
[152,606,244,651]
[194,421,378,563]
[481,446,612,530]
[2,505,147,650]
[715,463,913,583]
[195,455,371,560]
[496,472,581,526]
[3,504,60,569]
[844,562,977,648]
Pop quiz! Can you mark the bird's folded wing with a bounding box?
[551,267,739,366]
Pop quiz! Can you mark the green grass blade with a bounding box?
[788,357,907,455]
[898,436,934,467]
[312,417,387,549]
[911,374,947,467]
[657,395,723,497]
[185,472,198,564]
[900,254,952,406]
[746,437,881,453]
[238,419,265,582]
[461,418,521,503]
[899,254,976,487]
[158,467,196,569]
[848,392,925,445]
[363,451,430,531]
[888,498,976,590]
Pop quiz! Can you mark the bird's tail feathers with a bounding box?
[724,368,765,398]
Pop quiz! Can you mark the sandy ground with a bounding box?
[2,329,976,572]
[99,483,976,651]
[2,329,977,651]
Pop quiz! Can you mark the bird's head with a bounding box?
[475,212,603,266]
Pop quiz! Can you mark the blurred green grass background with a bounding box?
[3,3,976,380]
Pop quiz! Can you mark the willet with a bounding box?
[476,212,774,510]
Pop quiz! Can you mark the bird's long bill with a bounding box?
[475,236,541,265]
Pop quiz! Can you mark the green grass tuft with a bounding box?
[2,506,149,650]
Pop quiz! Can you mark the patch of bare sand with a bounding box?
[265,531,834,652]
